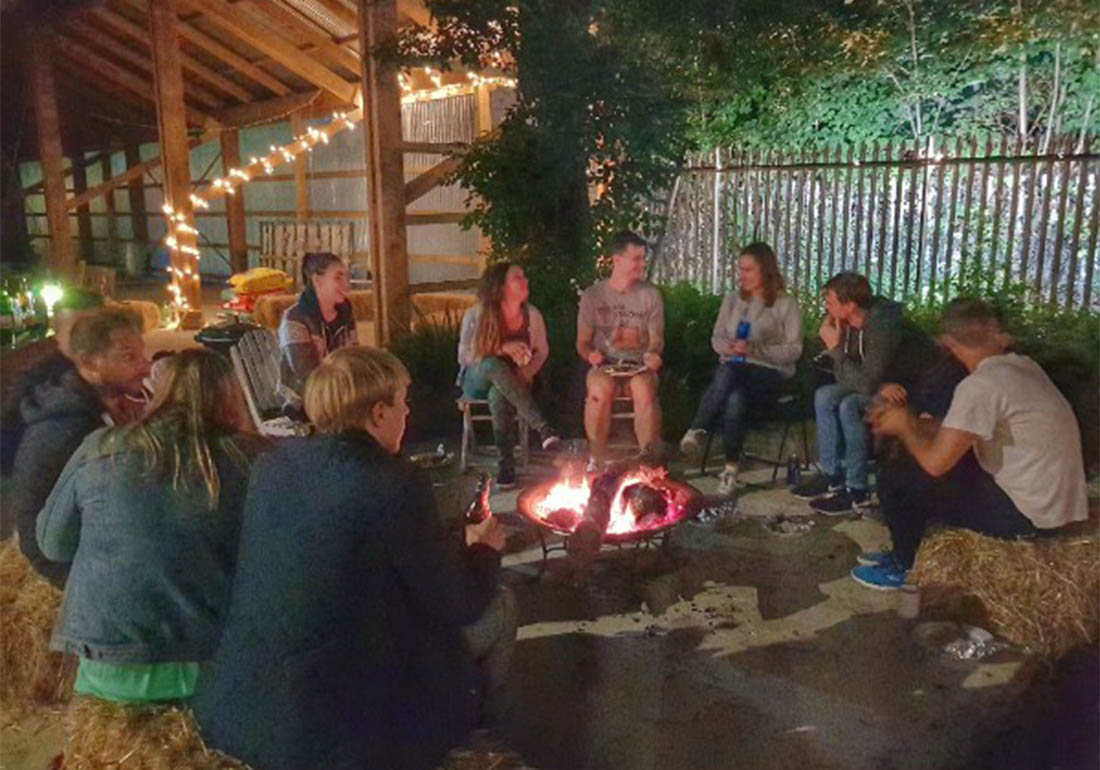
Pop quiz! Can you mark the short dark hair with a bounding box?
[940,297,1004,346]
[609,231,647,256]
[54,288,104,314]
[69,309,140,357]
[823,271,872,309]
[302,252,344,285]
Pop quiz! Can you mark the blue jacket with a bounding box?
[37,424,264,662]
[192,431,500,770]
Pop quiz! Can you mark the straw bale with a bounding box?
[910,526,1100,657]
[65,697,252,770]
[0,538,76,716]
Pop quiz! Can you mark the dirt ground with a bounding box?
[3,449,1097,770]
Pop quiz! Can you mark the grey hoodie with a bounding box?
[9,368,106,587]
[826,297,904,396]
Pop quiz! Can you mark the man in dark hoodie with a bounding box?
[792,272,916,515]
[8,309,149,587]
[1,289,105,478]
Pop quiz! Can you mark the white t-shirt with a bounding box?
[942,353,1088,529]
[577,279,664,363]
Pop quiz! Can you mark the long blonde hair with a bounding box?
[104,348,248,508]
[473,262,518,359]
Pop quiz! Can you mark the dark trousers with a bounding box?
[690,362,783,461]
[878,445,1040,569]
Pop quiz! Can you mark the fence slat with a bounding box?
[1003,137,1024,290]
[1050,137,1073,305]
[1084,164,1098,309]
[816,148,828,287]
[839,146,853,271]
[989,135,1010,293]
[944,137,964,292]
[780,148,795,273]
[973,136,994,279]
[1019,140,1040,291]
[1065,139,1090,309]
[1034,141,1059,299]
[903,140,920,295]
[866,141,879,277]
[929,138,947,302]
[888,142,904,295]
[959,137,979,281]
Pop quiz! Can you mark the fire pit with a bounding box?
[516,466,703,576]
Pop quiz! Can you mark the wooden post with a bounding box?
[124,143,150,249]
[219,129,249,273]
[29,29,75,278]
[148,0,201,315]
[70,151,94,259]
[359,0,408,344]
[290,111,310,220]
[475,84,492,267]
[100,155,120,260]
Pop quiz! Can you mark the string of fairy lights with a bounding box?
[158,64,517,315]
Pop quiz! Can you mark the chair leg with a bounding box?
[800,418,811,468]
[700,433,713,476]
[460,407,472,472]
[772,420,791,484]
[518,414,529,468]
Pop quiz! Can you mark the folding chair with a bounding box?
[458,398,530,472]
[230,329,310,438]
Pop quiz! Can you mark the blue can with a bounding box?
[732,320,751,363]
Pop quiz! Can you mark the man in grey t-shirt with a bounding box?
[576,231,664,462]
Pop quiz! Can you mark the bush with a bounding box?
[387,313,462,444]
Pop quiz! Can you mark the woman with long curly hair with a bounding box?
[36,348,266,703]
[680,242,803,496]
[457,262,560,488]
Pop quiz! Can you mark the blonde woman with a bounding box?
[36,348,264,703]
[458,262,560,487]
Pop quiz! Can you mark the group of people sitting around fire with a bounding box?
[1,228,1087,769]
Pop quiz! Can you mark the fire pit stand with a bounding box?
[529,526,672,581]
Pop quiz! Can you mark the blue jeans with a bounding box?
[461,356,549,471]
[814,383,871,491]
[691,363,783,460]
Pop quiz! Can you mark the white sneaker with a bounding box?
[680,429,707,458]
[716,466,740,497]
[586,457,603,474]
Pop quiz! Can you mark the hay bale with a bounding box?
[65,697,251,770]
[910,527,1100,657]
[0,538,76,716]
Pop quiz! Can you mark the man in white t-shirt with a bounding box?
[576,231,664,463]
[851,298,1088,590]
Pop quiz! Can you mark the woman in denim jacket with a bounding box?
[37,349,266,703]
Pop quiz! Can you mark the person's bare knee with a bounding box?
[586,371,615,407]
[629,372,658,408]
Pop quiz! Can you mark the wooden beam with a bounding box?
[406,211,465,225]
[124,143,151,247]
[59,38,214,128]
[290,111,310,220]
[212,90,321,128]
[219,129,249,273]
[359,0,408,343]
[404,155,461,205]
[399,141,469,154]
[66,134,213,211]
[149,0,201,310]
[54,56,158,122]
[100,156,121,258]
[87,7,254,103]
[23,149,111,195]
[70,154,94,258]
[474,83,492,266]
[171,12,292,95]
[396,0,431,27]
[407,278,479,294]
[243,0,360,76]
[29,29,76,278]
[61,23,224,109]
[178,0,358,104]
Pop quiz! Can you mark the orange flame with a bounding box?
[531,466,671,535]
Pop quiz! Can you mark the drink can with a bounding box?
[897,584,921,619]
[732,321,751,363]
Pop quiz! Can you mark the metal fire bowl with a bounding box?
[515,476,704,545]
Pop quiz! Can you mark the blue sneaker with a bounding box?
[850,562,908,591]
[856,550,896,568]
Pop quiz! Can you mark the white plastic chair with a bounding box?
[230,329,310,438]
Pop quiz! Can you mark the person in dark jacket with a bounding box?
[792,272,926,515]
[193,347,514,770]
[277,251,357,414]
[0,288,104,477]
[36,349,262,702]
[8,309,149,587]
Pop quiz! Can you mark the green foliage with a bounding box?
[387,313,462,441]
[656,283,723,439]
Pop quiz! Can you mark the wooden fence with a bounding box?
[651,136,1099,311]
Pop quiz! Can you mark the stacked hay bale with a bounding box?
[910,526,1100,657]
[0,538,76,716]
[65,698,251,770]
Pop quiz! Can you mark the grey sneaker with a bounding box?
[716,467,740,497]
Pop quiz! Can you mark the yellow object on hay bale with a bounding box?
[228,267,292,296]
[0,538,76,716]
[65,697,252,770]
[910,527,1100,657]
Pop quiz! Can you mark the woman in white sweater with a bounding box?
[458,263,560,488]
[680,243,803,495]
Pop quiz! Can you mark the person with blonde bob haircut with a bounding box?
[36,348,263,703]
[195,346,516,770]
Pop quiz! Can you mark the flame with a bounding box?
[530,466,673,535]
